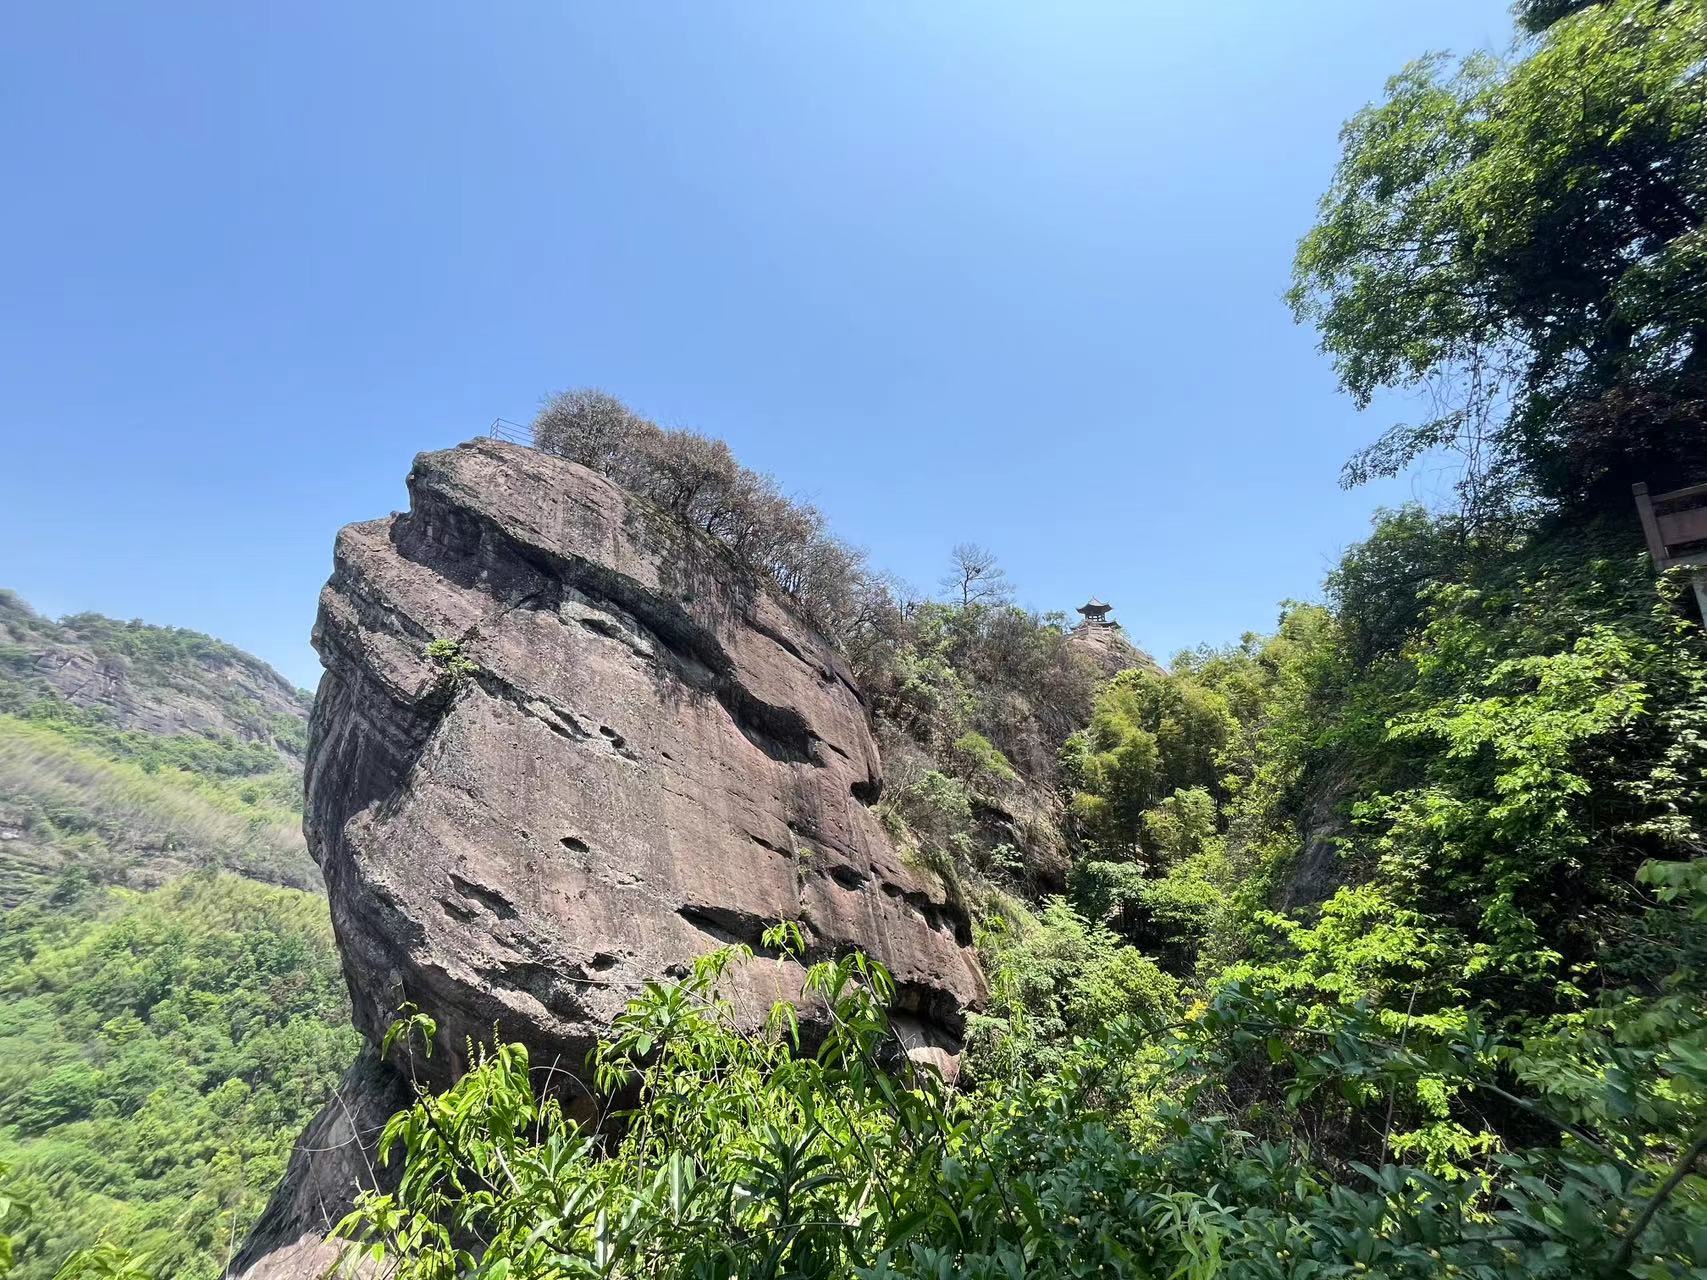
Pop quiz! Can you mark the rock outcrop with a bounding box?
[1067,621,1164,679]
[228,1050,409,1280]
[235,439,984,1277]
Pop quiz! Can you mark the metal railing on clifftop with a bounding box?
[487,418,533,446]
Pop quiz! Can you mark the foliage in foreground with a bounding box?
[335,887,1705,1280]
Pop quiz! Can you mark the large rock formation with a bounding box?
[234,439,983,1277]
[230,1050,410,1280]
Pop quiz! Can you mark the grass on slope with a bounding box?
[0,716,313,904]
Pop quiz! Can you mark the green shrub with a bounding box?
[949,731,1019,795]
[332,883,1707,1279]
[425,637,479,686]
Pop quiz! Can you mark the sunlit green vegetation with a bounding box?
[13,1,1707,1275]
[336,847,1706,1277]
[0,874,356,1280]
[0,715,313,902]
[0,597,339,1280]
[0,592,310,763]
[326,397,1707,1272]
[0,592,316,901]
[320,2,1707,1275]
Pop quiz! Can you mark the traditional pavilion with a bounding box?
[1075,597,1114,627]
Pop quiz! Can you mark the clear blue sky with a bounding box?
[1,2,1508,692]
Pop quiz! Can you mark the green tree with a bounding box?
[1064,669,1232,854]
[1290,0,1707,512]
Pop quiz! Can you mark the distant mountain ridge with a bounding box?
[0,589,310,760]
[0,590,314,904]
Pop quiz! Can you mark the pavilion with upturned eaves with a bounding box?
[1075,597,1115,627]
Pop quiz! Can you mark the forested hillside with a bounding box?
[0,876,356,1279]
[0,593,316,903]
[0,598,354,1279]
[0,592,309,759]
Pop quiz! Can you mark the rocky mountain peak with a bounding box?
[1065,601,1164,678]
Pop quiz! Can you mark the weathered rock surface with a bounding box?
[234,439,984,1277]
[1066,621,1164,679]
[229,1049,409,1280]
[1276,766,1356,912]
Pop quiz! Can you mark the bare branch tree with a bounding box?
[941,543,1012,609]
[527,387,874,639]
[532,388,639,471]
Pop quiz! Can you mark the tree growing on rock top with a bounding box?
[940,543,1013,610]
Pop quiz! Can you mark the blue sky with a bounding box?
[1,2,1509,691]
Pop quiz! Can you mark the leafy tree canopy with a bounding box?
[1290,0,1707,512]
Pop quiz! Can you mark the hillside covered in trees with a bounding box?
[0,593,316,903]
[7,1,1707,1278]
[0,599,354,1279]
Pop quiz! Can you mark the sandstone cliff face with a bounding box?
[230,1050,409,1280]
[235,439,983,1277]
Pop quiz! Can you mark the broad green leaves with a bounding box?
[338,901,1707,1278]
